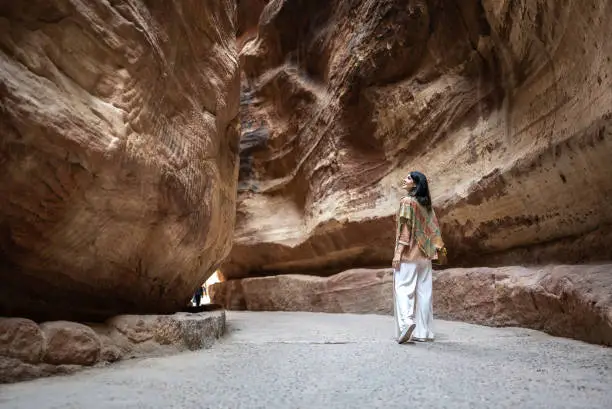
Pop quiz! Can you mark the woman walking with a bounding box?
[392,171,445,344]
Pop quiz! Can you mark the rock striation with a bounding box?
[209,264,612,346]
[0,0,240,320]
[225,0,612,279]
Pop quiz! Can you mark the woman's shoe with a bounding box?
[412,337,434,342]
[397,322,416,344]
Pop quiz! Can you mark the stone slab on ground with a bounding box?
[0,311,225,384]
[0,311,610,409]
[209,264,612,346]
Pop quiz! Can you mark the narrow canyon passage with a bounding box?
[1,1,610,406]
[1,312,610,409]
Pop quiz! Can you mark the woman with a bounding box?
[393,171,445,344]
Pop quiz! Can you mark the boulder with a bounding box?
[170,312,227,350]
[208,279,247,311]
[209,270,393,314]
[214,269,393,314]
[106,315,158,345]
[41,321,101,366]
[210,264,612,345]
[225,0,612,279]
[107,310,226,352]
[99,343,123,364]
[0,0,240,321]
[434,265,612,346]
[0,317,45,363]
[1,310,226,384]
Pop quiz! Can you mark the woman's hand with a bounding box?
[392,257,401,270]
[392,245,404,270]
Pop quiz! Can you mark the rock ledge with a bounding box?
[0,310,225,384]
[210,264,612,346]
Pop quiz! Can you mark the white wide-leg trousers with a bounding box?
[393,261,434,340]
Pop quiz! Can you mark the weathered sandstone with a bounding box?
[41,321,101,366]
[210,264,612,346]
[0,318,45,363]
[0,0,240,320]
[225,0,612,279]
[211,268,392,314]
[0,310,225,383]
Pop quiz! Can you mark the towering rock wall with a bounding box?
[224,0,612,279]
[0,0,240,321]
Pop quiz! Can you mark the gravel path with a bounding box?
[1,312,610,409]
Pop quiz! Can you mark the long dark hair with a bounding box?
[409,171,432,209]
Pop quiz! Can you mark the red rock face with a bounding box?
[224,0,612,279]
[0,1,240,321]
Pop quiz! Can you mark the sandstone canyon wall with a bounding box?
[0,0,240,321]
[224,0,612,279]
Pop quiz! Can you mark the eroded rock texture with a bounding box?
[0,310,225,383]
[225,0,612,279]
[0,0,240,321]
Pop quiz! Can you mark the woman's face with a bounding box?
[401,174,414,191]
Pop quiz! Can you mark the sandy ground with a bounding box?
[1,311,610,409]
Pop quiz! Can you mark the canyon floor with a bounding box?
[1,312,610,409]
